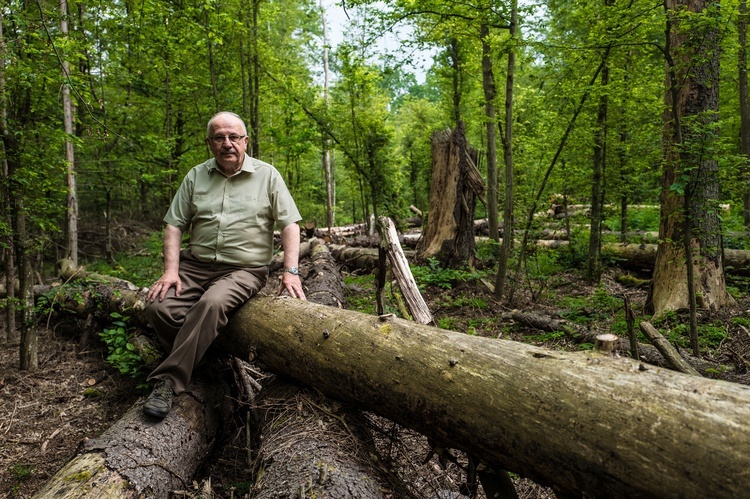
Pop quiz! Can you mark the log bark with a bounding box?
[250,379,386,498]
[32,377,233,498]
[416,122,484,267]
[639,321,701,376]
[376,217,433,324]
[225,295,750,499]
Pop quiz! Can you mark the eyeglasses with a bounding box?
[209,134,247,144]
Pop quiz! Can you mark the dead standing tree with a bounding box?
[416,121,485,268]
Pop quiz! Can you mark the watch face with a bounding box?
[286,267,299,275]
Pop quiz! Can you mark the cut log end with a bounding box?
[594,334,619,355]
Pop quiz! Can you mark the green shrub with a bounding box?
[99,312,145,378]
[84,232,164,287]
[410,259,480,290]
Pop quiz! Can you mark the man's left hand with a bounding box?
[279,272,306,300]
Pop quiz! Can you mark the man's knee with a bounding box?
[144,297,186,329]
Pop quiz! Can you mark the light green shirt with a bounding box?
[164,154,302,267]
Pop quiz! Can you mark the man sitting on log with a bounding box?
[142,111,306,420]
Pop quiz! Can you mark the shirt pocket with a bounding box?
[233,196,272,228]
[191,194,223,221]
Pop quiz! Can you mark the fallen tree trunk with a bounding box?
[32,377,233,498]
[39,247,391,498]
[225,295,750,499]
[250,379,387,498]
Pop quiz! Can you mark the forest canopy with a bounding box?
[1,0,748,298]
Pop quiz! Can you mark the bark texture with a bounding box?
[32,377,232,499]
[225,294,750,499]
[416,122,485,267]
[251,379,385,498]
[653,0,735,315]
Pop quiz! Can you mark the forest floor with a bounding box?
[2,251,750,498]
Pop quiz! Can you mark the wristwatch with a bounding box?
[284,267,300,275]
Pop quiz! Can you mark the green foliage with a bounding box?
[559,287,622,327]
[8,463,34,493]
[524,330,566,344]
[343,274,377,315]
[99,312,145,379]
[84,232,164,288]
[556,230,590,270]
[652,313,728,351]
[603,207,661,233]
[436,293,489,310]
[474,239,501,267]
[436,317,459,330]
[410,259,480,290]
[467,318,498,336]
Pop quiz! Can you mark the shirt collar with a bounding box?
[208,153,256,176]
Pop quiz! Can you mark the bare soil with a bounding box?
[2,265,749,498]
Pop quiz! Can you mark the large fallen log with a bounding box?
[225,295,750,499]
[37,246,394,498]
[32,376,233,498]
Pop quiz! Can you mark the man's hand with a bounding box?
[148,271,182,302]
[148,223,183,303]
[279,271,306,300]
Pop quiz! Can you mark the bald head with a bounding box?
[207,112,248,137]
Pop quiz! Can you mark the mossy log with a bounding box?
[41,244,388,498]
[225,295,750,499]
[32,377,232,498]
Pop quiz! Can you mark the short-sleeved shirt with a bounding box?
[164,154,302,267]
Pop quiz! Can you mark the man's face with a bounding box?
[206,114,248,173]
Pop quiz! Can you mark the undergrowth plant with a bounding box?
[99,312,145,379]
[410,258,481,290]
[84,231,164,288]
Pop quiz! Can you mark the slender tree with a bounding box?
[60,0,78,268]
[481,23,499,241]
[321,1,335,231]
[495,0,517,301]
[740,0,750,226]
[0,7,14,343]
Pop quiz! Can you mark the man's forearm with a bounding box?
[282,223,301,268]
[163,224,182,275]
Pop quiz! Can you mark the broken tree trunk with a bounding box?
[639,321,701,376]
[416,121,485,268]
[224,295,750,499]
[376,216,433,324]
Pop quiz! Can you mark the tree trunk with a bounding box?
[416,122,485,268]
[481,23,499,242]
[376,216,432,324]
[495,0,517,301]
[0,7,15,342]
[60,0,78,268]
[250,379,385,498]
[739,0,750,227]
[224,294,750,499]
[587,48,610,282]
[321,0,335,231]
[652,0,735,315]
[32,377,234,499]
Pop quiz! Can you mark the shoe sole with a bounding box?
[143,405,169,419]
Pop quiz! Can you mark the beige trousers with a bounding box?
[144,250,267,393]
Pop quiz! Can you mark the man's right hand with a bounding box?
[148,224,184,302]
[147,272,182,302]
